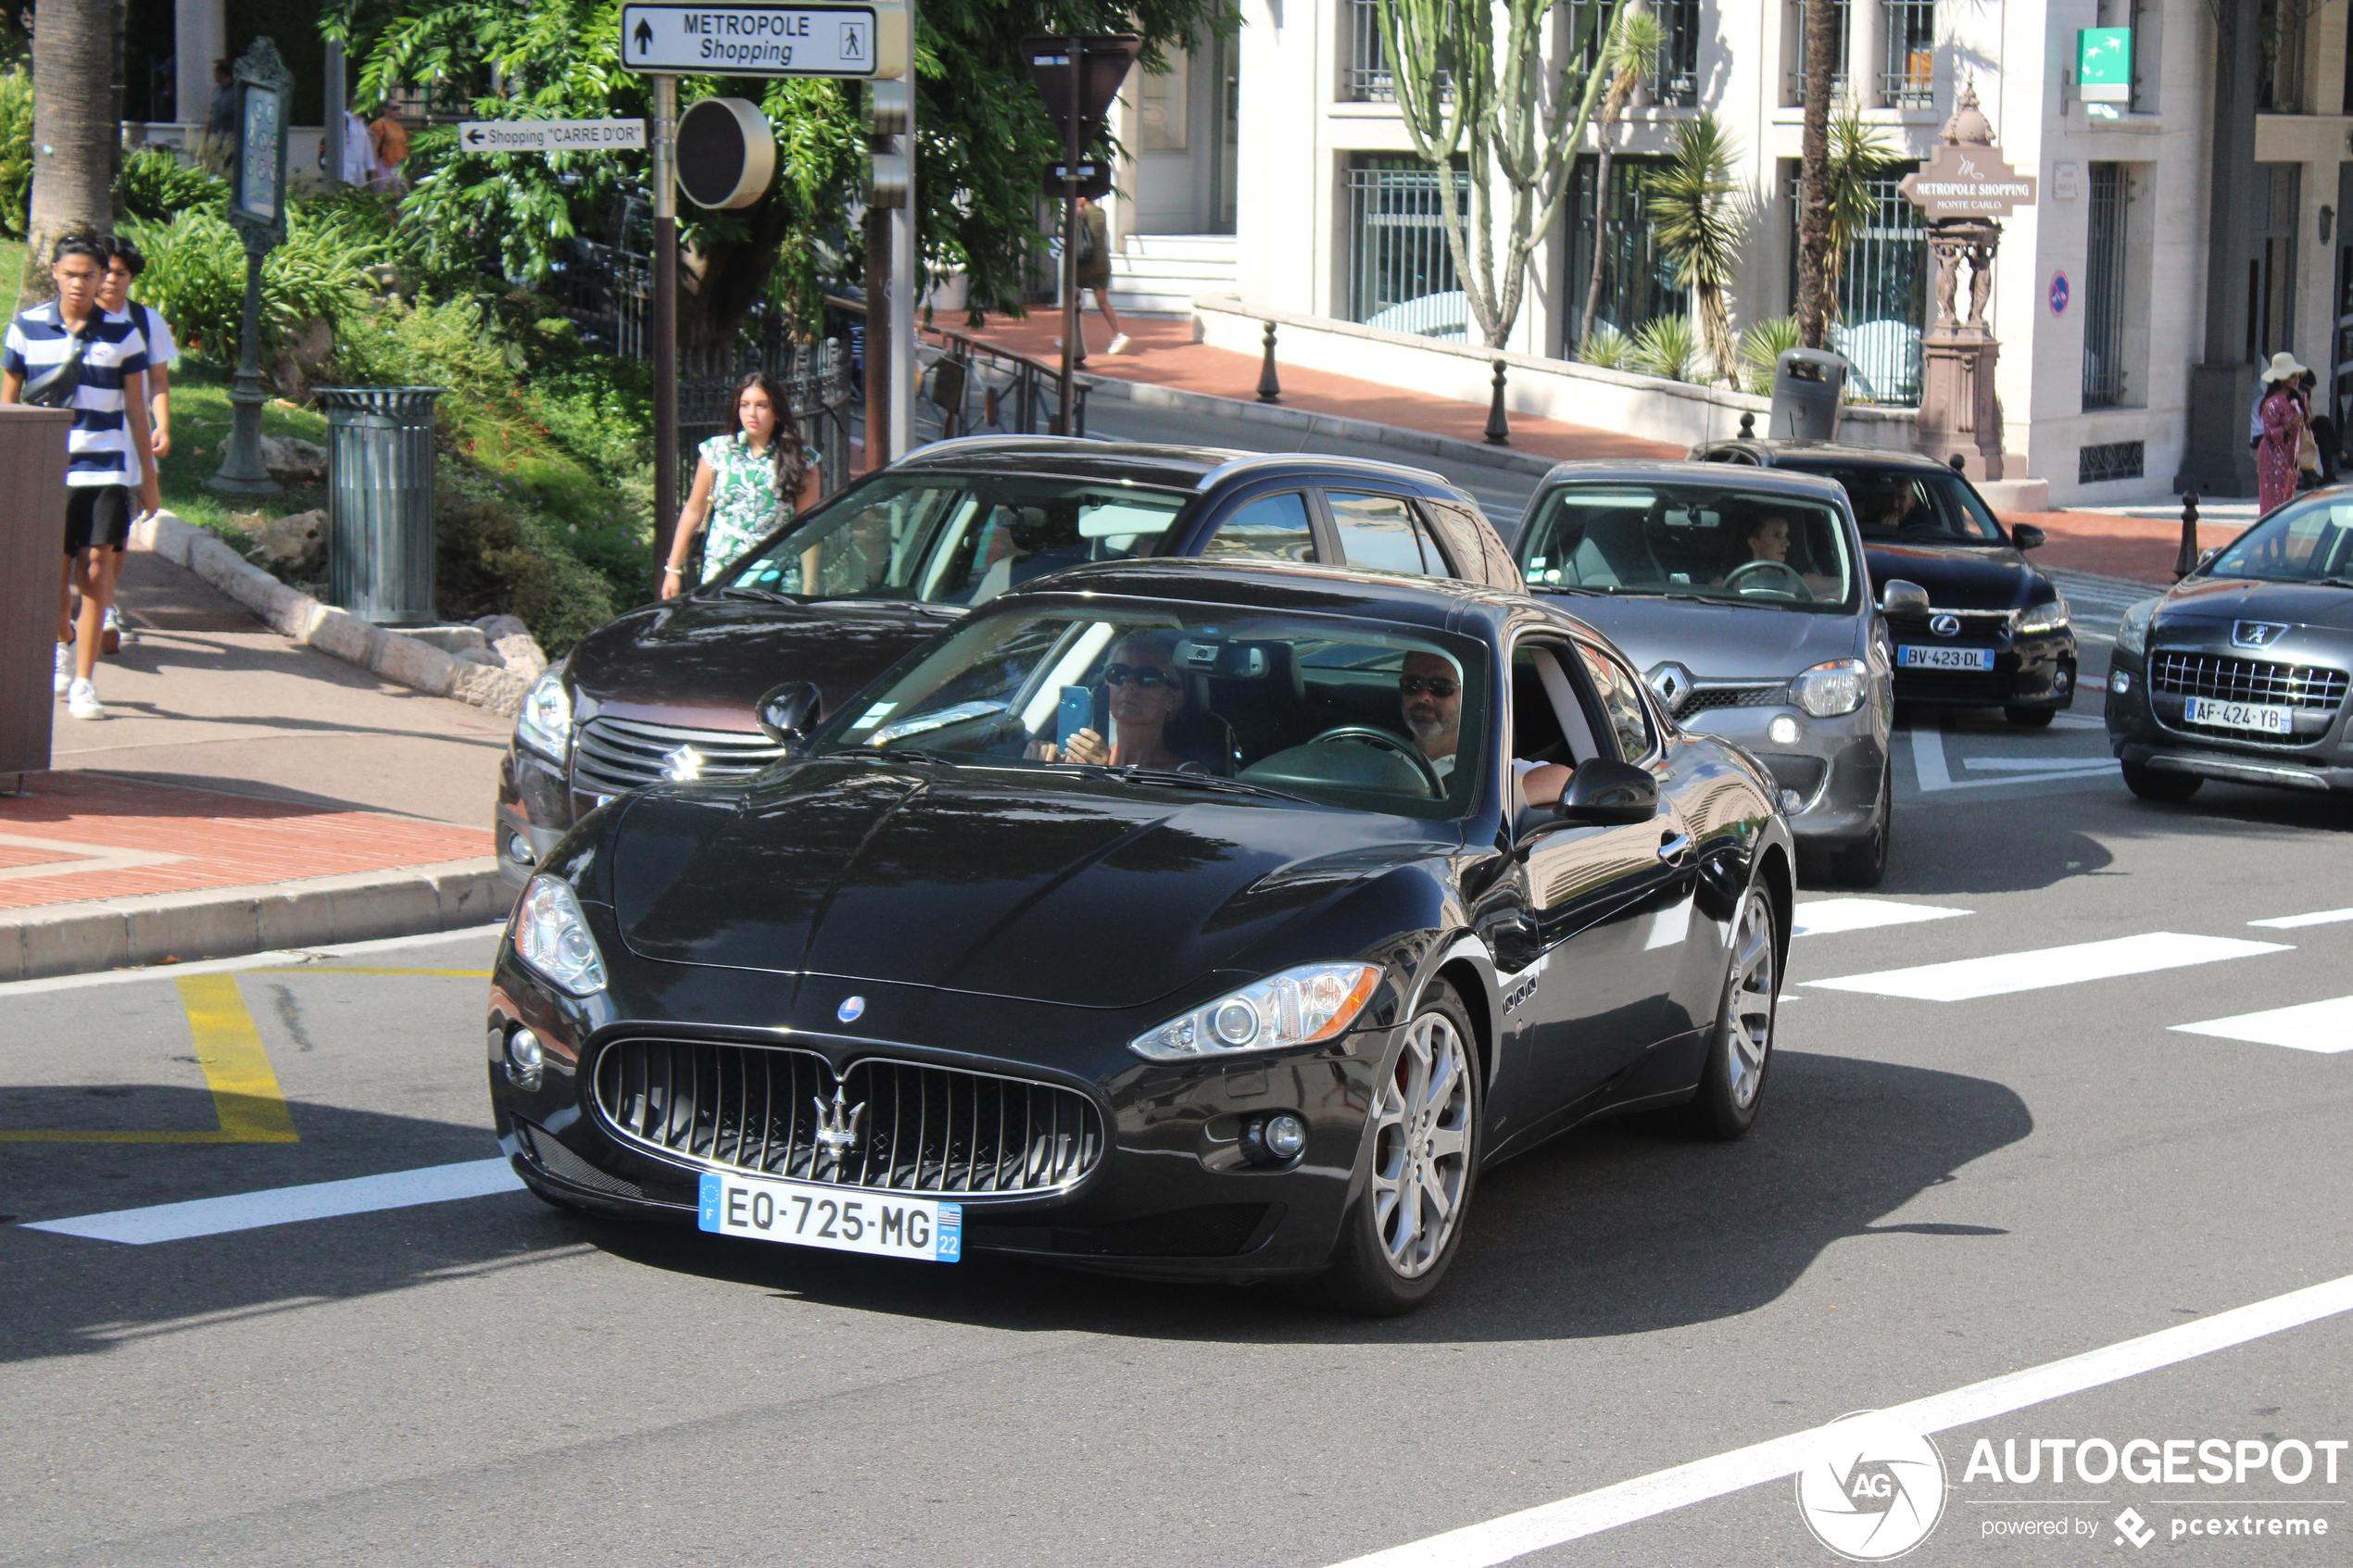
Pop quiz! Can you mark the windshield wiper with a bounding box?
[2312,576,2353,590]
[711,583,793,604]
[1093,766,1315,806]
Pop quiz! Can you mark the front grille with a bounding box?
[1680,684,1782,716]
[570,716,788,796]
[594,1038,1103,1197]
[516,1117,656,1200]
[2149,651,2348,711]
[1888,609,2015,643]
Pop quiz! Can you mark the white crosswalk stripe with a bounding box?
[2171,997,2353,1054]
[24,1159,525,1245]
[1807,932,2291,1001]
[2249,907,2353,930]
[1790,897,1971,938]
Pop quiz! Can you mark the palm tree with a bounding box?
[1646,112,1746,387]
[1818,104,1897,332]
[1792,0,1841,347]
[1577,5,1664,345]
[21,0,118,304]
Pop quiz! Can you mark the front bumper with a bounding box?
[2106,650,2353,794]
[496,746,582,889]
[1888,626,2077,709]
[1678,700,1888,849]
[485,947,1399,1280]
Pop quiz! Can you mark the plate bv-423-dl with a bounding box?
[1896,645,1996,671]
[698,1171,963,1261]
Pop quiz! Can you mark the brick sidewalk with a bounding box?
[2004,508,2246,586]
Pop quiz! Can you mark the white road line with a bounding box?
[1807,932,2291,1001]
[1323,1271,2353,1568]
[1790,898,1972,938]
[2250,908,2353,930]
[21,1158,525,1244]
[0,922,510,1000]
[2171,997,2353,1054]
[1909,719,2114,792]
[1960,757,2115,771]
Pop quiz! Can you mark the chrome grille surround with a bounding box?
[1888,608,2018,643]
[592,1037,1104,1198]
[570,716,788,797]
[2148,651,2348,710]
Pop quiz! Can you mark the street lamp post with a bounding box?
[208,38,292,498]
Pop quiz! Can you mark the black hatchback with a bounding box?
[1690,439,2077,726]
[495,436,1524,885]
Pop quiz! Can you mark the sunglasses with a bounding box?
[1102,663,1178,690]
[1398,675,1459,697]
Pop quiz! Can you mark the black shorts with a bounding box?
[63,485,134,556]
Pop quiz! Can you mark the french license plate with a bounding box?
[2183,696,2295,734]
[698,1172,962,1262]
[1897,645,1996,671]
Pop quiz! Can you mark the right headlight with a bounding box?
[1130,962,1382,1061]
[2016,595,2071,635]
[2117,597,2159,657]
[510,875,608,997]
[514,668,573,760]
[1788,658,1869,718]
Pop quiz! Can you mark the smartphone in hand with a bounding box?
[1056,685,1091,750]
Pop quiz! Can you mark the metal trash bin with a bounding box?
[1769,348,1846,441]
[314,386,446,625]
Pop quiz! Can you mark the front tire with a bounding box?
[2122,760,2203,802]
[1676,884,1779,1140]
[1317,980,1479,1317]
[1823,764,1892,887]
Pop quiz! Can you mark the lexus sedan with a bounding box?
[1690,439,2077,725]
[495,436,1523,887]
[487,558,1793,1315]
[2108,488,2353,800]
[1515,461,1896,885]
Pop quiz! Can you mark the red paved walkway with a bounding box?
[2005,508,2247,586]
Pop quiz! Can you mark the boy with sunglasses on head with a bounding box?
[1399,649,1570,805]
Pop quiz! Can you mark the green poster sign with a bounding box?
[2079,28,2131,105]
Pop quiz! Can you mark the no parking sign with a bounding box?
[2050,272,2070,315]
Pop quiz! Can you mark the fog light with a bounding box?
[1768,716,1801,746]
[505,1026,544,1089]
[2054,667,2074,693]
[1779,788,1804,814]
[506,832,535,867]
[1262,1112,1307,1160]
[2112,671,2132,694]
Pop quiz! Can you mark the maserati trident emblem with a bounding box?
[2233,620,2289,648]
[660,743,706,783]
[837,995,866,1023]
[814,1085,866,1157]
[1929,613,1963,637]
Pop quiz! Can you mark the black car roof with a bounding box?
[1527,458,1853,508]
[891,435,1466,498]
[1688,437,1962,476]
[988,555,1541,639]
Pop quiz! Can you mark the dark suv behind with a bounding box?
[495,436,1525,884]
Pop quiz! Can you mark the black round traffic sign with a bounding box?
[677,97,777,210]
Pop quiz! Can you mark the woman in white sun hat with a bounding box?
[2256,350,2309,516]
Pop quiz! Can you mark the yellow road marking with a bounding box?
[246,967,492,977]
[0,973,299,1144]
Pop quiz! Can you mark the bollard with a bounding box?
[1738,410,1755,439]
[2173,493,2201,580]
[1257,320,1281,403]
[1948,453,1967,472]
[1485,360,1510,445]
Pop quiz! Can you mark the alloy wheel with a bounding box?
[1367,1008,1474,1278]
[1721,889,1777,1110]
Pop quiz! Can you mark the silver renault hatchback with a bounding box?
[1513,460,1905,885]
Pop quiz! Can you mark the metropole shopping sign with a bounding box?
[1899,144,2037,220]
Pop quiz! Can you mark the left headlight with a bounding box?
[1788,658,1869,718]
[1131,962,1382,1061]
[2016,596,2070,635]
[2117,597,2158,656]
[514,668,573,761]
[510,875,608,997]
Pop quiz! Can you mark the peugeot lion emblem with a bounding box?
[2233,621,2289,648]
[660,743,706,783]
[814,1084,866,1157]
[1929,613,1963,638]
[837,995,866,1023]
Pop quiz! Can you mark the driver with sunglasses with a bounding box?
[1400,651,1571,807]
[1037,632,1193,771]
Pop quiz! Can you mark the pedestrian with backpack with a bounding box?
[92,233,176,653]
[1,232,159,720]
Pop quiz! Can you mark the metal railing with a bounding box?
[1880,0,1935,107]
[1783,0,1850,107]
[824,295,1088,446]
[1345,157,1473,336]
[1566,155,1689,350]
[1650,0,1701,107]
[2081,162,2130,410]
[1345,0,1396,102]
[1785,173,1925,406]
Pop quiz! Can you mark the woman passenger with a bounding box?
[1038,631,1191,770]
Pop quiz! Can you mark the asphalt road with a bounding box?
[11,590,2353,1566]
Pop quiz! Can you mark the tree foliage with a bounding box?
[1645,112,1744,387]
[1577,5,1660,345]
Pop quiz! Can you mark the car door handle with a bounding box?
[1656,830,1693,862]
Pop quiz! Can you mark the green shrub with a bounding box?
[123,203,380,362]
[331,293,514,391]
[117,147,227,223]
[434,467,620,656]
[1575,324,1633,371]
[0,68,28,238]
[1632,315,1701,383]
[1739,315,1804,395]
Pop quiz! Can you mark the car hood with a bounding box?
[609,760,1449,1008]
[1539,592,1856,678]
[2157,575,2353,632]
[565,595,962,729]
[1863,544,2037,608]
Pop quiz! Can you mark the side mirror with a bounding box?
[2010,522,2046,551]
[754,681,823,745]
[1554,759,1658,827]
[1881,579,1931,617]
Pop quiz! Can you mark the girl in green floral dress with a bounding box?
[661,371,822,597]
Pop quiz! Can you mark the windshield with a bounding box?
[713,472,1193,605]
[809,603,1491,819]
[2204,495,2353,584]
[1517,483,1858,608]
[1781,464,2007,544]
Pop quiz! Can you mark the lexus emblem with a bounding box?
[1646,662,1692,712]
[1929,613,1962,637]
[660,743,706,783]
[2233,620,2289,648]
[813,1084,866,1157]
[837,995,866,1022]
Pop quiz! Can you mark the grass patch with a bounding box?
[158,359,331,542]
[0,235,22,316]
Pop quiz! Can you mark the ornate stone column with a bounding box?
[1899,85,2027,483]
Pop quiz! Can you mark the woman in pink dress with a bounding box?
[2257,351,2309,515]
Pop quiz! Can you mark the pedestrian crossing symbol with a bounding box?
[840,19,865,58]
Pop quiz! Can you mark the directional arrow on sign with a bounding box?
[465,126,486,146]
[633,17,654,54]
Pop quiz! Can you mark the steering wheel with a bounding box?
[1722,558,1812,600]
[1308,724,1447,798]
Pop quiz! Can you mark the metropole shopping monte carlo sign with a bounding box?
[1899,144,2037,220]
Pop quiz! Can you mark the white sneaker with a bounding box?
[54,642,69,693]
[103,607,133,650]
[1106,332,1131,356]
[65,676,106,721]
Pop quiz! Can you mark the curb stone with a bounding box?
[132,513,534,718]
[0,858,513,984]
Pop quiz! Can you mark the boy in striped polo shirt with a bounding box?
[2,232,160,721]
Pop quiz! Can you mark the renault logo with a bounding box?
[1929,613,1962,637]
[1646,662,1692,712]
[2233,620,2289,648]
[660,743,706,783]
[813,1084,867,1157]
